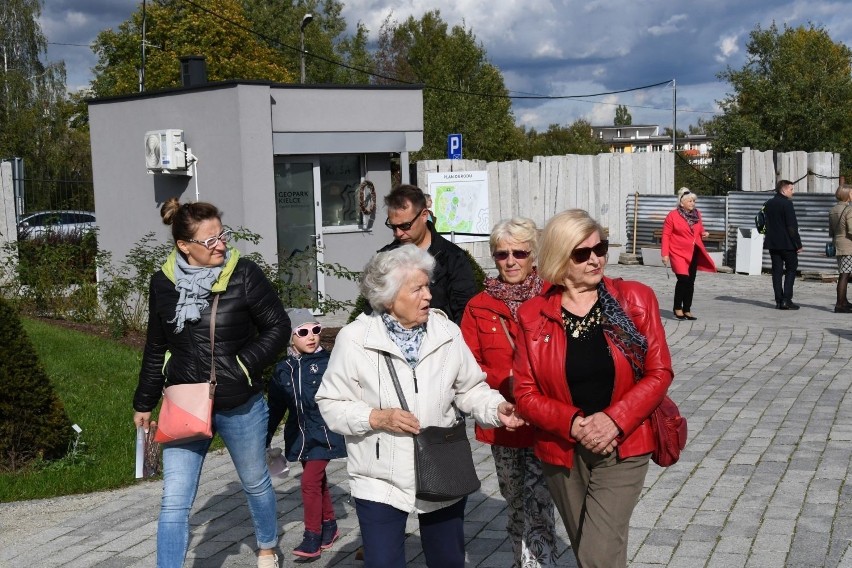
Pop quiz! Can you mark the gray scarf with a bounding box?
[168,249,229,334]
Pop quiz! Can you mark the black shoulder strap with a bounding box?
[382,353,409,412]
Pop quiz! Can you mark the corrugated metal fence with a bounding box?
[416,151,840,275]
[627,192,838,273]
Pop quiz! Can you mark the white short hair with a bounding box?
[678,187,696,204]
[360,245,435,313]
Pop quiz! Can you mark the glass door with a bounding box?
[273,158,324,309]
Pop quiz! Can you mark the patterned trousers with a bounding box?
[492,445,558,568]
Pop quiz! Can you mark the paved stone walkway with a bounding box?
[2,264,851,567]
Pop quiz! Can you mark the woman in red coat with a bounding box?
[514,209,674,568]
[461,217,557,568]
[661,187,716,320]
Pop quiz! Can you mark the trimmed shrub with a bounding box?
[0,297,73,471]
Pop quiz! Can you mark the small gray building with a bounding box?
[88,80,423,309]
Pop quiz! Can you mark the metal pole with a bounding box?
[671,78,676,153]
[631,192,639,255]
[299,14,313,84]
[140,0,147,92]
[300,29,305,84]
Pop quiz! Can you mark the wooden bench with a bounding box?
[652,229,725,251]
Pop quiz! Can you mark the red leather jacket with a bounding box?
[461,290,536,448]
[513,277,673,469]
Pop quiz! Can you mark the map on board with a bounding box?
[427,171,489,243]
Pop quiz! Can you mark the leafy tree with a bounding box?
[240,0,374,84]
[374,10,521,162]
[521,120,603,159]
[614,104,632,126]
[91,0,294,98]
[0,0,85,183]
[705,22,852,170]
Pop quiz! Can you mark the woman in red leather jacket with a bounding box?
[513,209,674,568]
[461,217,556,568]
[661,187,716,320]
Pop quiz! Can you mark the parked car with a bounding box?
[17,210,96,239]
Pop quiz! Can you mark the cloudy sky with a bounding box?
[40,0,852,131]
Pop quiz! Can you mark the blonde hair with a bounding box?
[677,187,696,204]
[490,217,539,262]
[537,209,605,284]
[835,184,852,202]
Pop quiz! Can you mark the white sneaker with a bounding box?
[257,553,279,568]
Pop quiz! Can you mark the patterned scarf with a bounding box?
[597,281,648,379]
[483,269,544,320]
[381,313,426,368]
[677,205,700,229]
[168,248,229,334]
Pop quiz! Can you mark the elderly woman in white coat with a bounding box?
[316,245,524,568]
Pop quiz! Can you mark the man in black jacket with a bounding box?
[378,184,477,324]
[763,179,803,309]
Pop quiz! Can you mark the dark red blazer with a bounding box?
[513,277,673,469]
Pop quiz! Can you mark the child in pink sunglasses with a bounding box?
[266,308,346,558]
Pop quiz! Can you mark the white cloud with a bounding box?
[648,14,688,37]
[716,34,741,63]
[39,0,852,130]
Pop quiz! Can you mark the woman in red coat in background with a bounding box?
[513,209,674,568]
[461,217,557,568]
[661,187,716,320]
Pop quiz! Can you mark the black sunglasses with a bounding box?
[492,249,531,261]
[384,210,423,232]
[571,240,609,263]
[293,325,322,337]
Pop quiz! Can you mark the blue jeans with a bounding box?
[157,394,278,567]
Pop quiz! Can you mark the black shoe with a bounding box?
[683,312,698,320]
[781,301,800,310]
[293,530,322,558]
[834,305,852,313]
[673,310,687,320]
[320,519,339,550]
[776,301,783,309]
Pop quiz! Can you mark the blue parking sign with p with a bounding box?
[447,134,462,159]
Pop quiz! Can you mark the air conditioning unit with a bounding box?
[144,129,188,174]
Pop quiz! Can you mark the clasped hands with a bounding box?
[369,401,526,435]
[571,412,619,455]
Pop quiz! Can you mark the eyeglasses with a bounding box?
[187,229,232,250]
[293,325,322,337]
[492,249,531,261]
[384,210,423,232]
[570,240,609,263]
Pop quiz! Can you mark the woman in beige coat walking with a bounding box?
[829,184,852,312]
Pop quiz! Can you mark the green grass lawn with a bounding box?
[0,319,144,502]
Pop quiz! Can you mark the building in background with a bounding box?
[89,78,423,309]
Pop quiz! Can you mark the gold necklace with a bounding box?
[562,302,602,340]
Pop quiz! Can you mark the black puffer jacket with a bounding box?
[134,251,290,412]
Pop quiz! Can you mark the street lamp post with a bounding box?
[300,13,314,84]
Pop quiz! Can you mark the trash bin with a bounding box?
[736,227,764,275]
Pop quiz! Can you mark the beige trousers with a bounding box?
[542,448,649,568]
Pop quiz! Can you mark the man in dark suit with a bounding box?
[763,179,803,309]
[378,184,477,324]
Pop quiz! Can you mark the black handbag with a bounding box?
[382,353,481,502]
[826,242,837,258]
